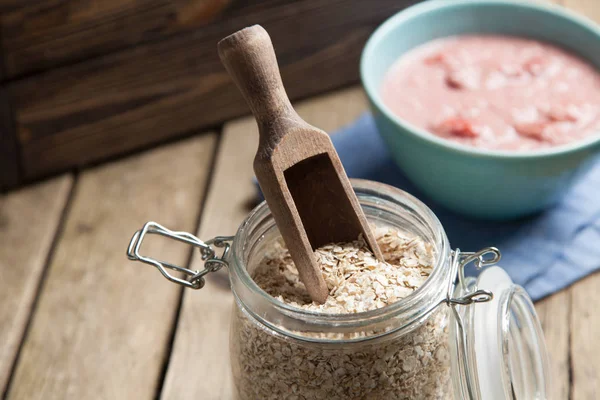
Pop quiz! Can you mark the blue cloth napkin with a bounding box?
[257,114,600,301]
[328,114,600,301]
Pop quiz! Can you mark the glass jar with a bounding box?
[127,179,550,400]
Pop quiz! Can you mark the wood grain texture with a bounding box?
[0,0,45,13]
[534,290,571,400]
[9,0,417,182]
[570,272,600,400]
[5,134,217,400]
[0,88,19,190]
[0,0,256,78]
[220,25,331,303]
[0,0,416,79]
[218,25,382,303]
[0,175,72,394]
[162,86,368,399]
[160,124,250,400]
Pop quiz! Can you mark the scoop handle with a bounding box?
[218,25,296,140]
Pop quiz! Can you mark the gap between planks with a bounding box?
[4,132,218,400]
[151,131,225,400]
[0,175,73,397]
[535,290,571,399]
[569,271,600,399]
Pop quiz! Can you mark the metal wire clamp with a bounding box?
[445,247,500,306]
[127,221,233,289]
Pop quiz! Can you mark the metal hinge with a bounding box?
[127,222,233,289]
[446,247,501,306]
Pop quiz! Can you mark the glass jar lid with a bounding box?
[452,266,550,399]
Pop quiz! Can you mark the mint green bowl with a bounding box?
[361,0,600,219]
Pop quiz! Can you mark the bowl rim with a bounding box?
[360,0,600,160]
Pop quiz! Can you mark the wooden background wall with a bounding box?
[0,0,418,190]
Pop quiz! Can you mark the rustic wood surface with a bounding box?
[570,273,600,398]
[1,0,599,398]
[535,290,571,399]
[6,0,416,183]
[0,89,19,190]
[0,0,417,79]
[564,0,600,22]
[0,175,71,394]
[4,134,217,399]
[160,112,251,400]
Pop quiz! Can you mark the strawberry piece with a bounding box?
[445,71,464,89]
[523,56,548,76]
[436,117,479,138]
[445,67,480,90]
[499,64,526,78]
[515,122,548,141]
[424,53,446,65]
[547,107,578,123]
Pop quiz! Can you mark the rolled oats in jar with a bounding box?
[232,227,451,400]
[127,180,551,400]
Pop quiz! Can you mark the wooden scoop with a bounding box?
[218,25,383,304]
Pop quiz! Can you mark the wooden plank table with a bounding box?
[1,1,598,398]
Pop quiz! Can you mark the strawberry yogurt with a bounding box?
[381,35,600,151]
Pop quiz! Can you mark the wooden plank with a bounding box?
[159,120,246,400]
[5,133,217,400]
[534,290,571,400]
[570,272,600,400]
[563,0,600,22]
[0,0,417,79]
[0,88,19,190]
[9,0,417,181]
[0,175,72,394]
[0,0,231,78]
[0,1,44,13]
[161,86,367,399]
